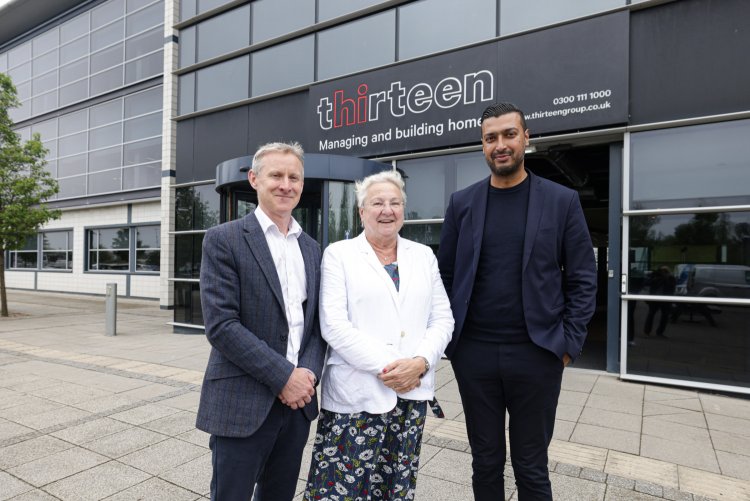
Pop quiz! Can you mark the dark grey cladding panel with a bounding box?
[247,91,310,152]
[215,153,390,191]
[630,0,750,124]
[175,120,195,184]
[192,105,250,182]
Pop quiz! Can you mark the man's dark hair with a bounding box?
[480,102,527,130]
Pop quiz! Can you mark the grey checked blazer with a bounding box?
[196,213,326,437]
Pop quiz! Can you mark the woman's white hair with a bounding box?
[354,169,407,208]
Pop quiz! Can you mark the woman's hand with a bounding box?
[378,358,424,394]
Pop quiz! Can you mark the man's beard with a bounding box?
[486,153,523,177]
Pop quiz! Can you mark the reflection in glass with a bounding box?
[500,0,623,35]
[90,66,124,95]
[175,233,204,278]
[251,0,314,44]
[89,227,130,270]
[175,185,220,231]
[136,225,160,271]
[174,281,203,325]
[628,212,750,299]
[627,301,750,388]
[328,182,359,244]
[195,56,249,111]
[318,0,384,21]
[631,120,750,209]
[251,36,313,97]
[197,5,249,62]
[123,162,160,189]
[400,223,442,255]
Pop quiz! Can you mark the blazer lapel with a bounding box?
[523,171,544,272]
[395,236,411,303]
[298,235,317,334]
[470,177,489,277]
[243,214,285,310]
[356,233,400,309]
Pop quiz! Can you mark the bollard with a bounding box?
[105,283,117,336]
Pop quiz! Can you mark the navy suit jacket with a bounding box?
[438,170,597,361]
[196,213,326,437]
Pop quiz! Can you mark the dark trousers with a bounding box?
[210,399,311,501]
[451,338,563,501]
[644,301,670,335]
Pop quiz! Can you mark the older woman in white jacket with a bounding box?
[304,169,454,500]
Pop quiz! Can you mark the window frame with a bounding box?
[85,223,160,273]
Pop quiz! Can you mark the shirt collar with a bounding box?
[255,206,302,238]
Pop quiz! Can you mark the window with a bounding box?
[318,0,385,22]
[251,0,314,44]
[251,36,314,96]
[500,0,624,35]
[195,56,249,111]
[8,236,38,269]
[197,5,249,62]
[87,226,160,272]
[42,231,73,270]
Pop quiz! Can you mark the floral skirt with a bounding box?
[304,398,428,501]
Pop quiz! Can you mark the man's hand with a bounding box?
[278,368,315,409]
[563,353,572,367]
[378,358,423,394]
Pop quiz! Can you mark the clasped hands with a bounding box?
[378,357,424,394]
[278,367,316,410]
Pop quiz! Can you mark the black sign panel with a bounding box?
[308,43,498,157]
[498,12,629,135]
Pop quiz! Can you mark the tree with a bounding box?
[0,73,60,317]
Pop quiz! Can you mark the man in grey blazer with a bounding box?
[196,142,326,501]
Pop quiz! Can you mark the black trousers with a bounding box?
[209,399,311,501]
[451,338,563,501]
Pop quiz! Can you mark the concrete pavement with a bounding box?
[0,290,749,500]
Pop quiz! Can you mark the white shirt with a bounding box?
[254,207,307,366]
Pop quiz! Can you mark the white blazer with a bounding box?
[319,232,454,414]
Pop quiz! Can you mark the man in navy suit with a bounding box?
[196,142,326,501]
[438,103,596,500]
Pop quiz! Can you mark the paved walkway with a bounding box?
[0,290,749,500]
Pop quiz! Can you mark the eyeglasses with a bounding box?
[367,200,403,210]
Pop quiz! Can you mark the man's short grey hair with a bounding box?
[251,141,304,175]
[354,169,407,209]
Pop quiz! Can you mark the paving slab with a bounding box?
[678,465,750,500]
[0,471,34,500]
[50,417,132,445]
[640,435,720,473]
[158,452,212,497]
[119,438,207,476]
[579,407,642,433]
[604,450,679,489]
[43,461,150,501]
[103,477,201,501]
[570,423,641,454]
[7,447,108,487]
[82,426,169,459]
[0,435,73,470]
[550,472,606,501]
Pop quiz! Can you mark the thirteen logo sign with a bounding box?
[316,70,495,130]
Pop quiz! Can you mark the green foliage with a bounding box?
[0,72,61,315]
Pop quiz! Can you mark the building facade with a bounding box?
[2,0,749,395]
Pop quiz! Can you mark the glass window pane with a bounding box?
[175,233,204,278]
[174,281,203,325]
[59,110,88,135]
[90,122,123,149]
[90,99,122,127]
[124,137,161,165]
[193,183,220,229]
[59,131,88,156]
[58,154,87,177]
[251,0,312,44]
[124,49,163,84]
[42,231,68,250]
[198,0,231,14]
[32,91,58,115]
[58,175,87,198]
[44,159,58,177]
[91,43,124,73]
[8,62,32,83]
[13,252,38,269]
[123,162,161,189]
[61,13,90,44]
[251,36,313,96]
[33,119,57,140]
[317,11,396,81]
[179,26,195,67]
[123,112,161,141]
[195,56,248,111]
[42,251,70,270]
[59,79,88,106]
[9,102,31,122]
[136,249,160,271]
[89,145,122,172]
[8,41,31,67]
[99,227,130,248]
[33,29,59,56]
[91,19,124,48]
[126,2,164,36]
[127,0,156,12]
[125,26,161,60]
[20,235,38,251]
[628,211,750,299]
[0,52,6,73]
[92,0,125,29]
[318,0,385,21]
[399,0,495,60]
[178,73,195,114]
[32,50,58,76]
[16,81,32,101]
[60,37,89,65]
[124,86,161,118]
[90,65,123,95]
[196,5,249,62]
[136,225,160,248]
[88,169,122,194]
[631,120,750,209]
[94,250,129,270]
[59,57,88,85]
[627,302,750,388]
[32,70,58,95]
[500,0,624,35]
[181,0,197,21]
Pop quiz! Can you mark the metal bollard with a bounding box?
[105,283,117,336]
